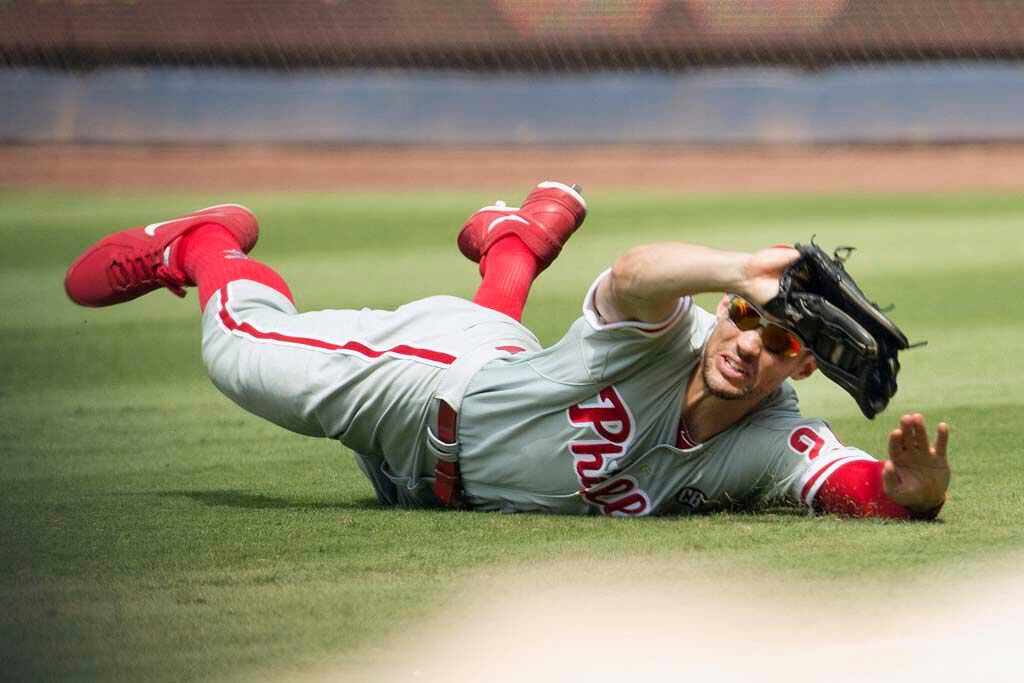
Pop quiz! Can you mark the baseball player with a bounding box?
[64,181,950,518]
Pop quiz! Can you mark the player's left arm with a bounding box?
[816,414,950,519]
[595,243,799,324]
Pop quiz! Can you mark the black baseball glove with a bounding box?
[761,243,916,419]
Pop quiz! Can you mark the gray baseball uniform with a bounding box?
[201,272,876,515]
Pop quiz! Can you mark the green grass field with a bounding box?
[3,189,1023,681]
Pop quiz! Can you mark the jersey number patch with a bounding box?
[789,426,826,460]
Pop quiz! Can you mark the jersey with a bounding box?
[201,275,879,516]
[456,270,877,516]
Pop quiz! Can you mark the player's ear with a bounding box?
[790,353,817,381]
[715,295,731,317]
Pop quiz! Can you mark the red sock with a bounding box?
[471,236,539,321]
[178,226,294,310]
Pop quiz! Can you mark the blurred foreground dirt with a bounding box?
[296,560,1024,683]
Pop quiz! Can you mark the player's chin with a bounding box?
[708,381,751,401]
[703,366,753,401]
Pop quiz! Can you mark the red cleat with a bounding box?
[64,204,259,307]
[457,181,588,273]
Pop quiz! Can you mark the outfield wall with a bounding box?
[4,65,1024,146]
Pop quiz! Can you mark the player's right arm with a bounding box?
[819,413,949,518]
[594,243,800,324]
[779,415,949,520]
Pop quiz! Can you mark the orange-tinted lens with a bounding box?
[728,296,801,357]
[762,324,801,358]
[728,297,761,331]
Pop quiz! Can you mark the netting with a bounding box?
[2,0,1024,71]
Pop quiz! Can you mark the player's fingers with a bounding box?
[889,428,906,462]
[912,414,930,450]
[910,414,928,452]
[899,415,919,452]
[934,422,950,461]
[909,417,925,448]
[915,413,930,444]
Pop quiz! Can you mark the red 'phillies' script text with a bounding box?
[567,386,651,516]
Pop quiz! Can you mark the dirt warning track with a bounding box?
[3,144,1024,192]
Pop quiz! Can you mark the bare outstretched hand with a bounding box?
[882,413,950,512]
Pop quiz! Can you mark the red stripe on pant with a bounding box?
[216,282,467,508]
[216,285,457,366]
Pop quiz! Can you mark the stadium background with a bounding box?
[3,2,1024,682]
[5,0,1024,158]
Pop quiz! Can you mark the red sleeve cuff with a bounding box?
[815,459,945,520]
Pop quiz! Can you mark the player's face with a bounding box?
[700,296,816,401]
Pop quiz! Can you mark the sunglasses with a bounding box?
[726,296,802,358]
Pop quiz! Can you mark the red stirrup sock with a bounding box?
[471,236,539,321]
[178,226,294,310]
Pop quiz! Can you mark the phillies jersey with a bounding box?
[201,276,876,515]
[456,270,876,516]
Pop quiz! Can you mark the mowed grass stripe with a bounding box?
[3,188,1023,268]
[1,190,1022,682]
